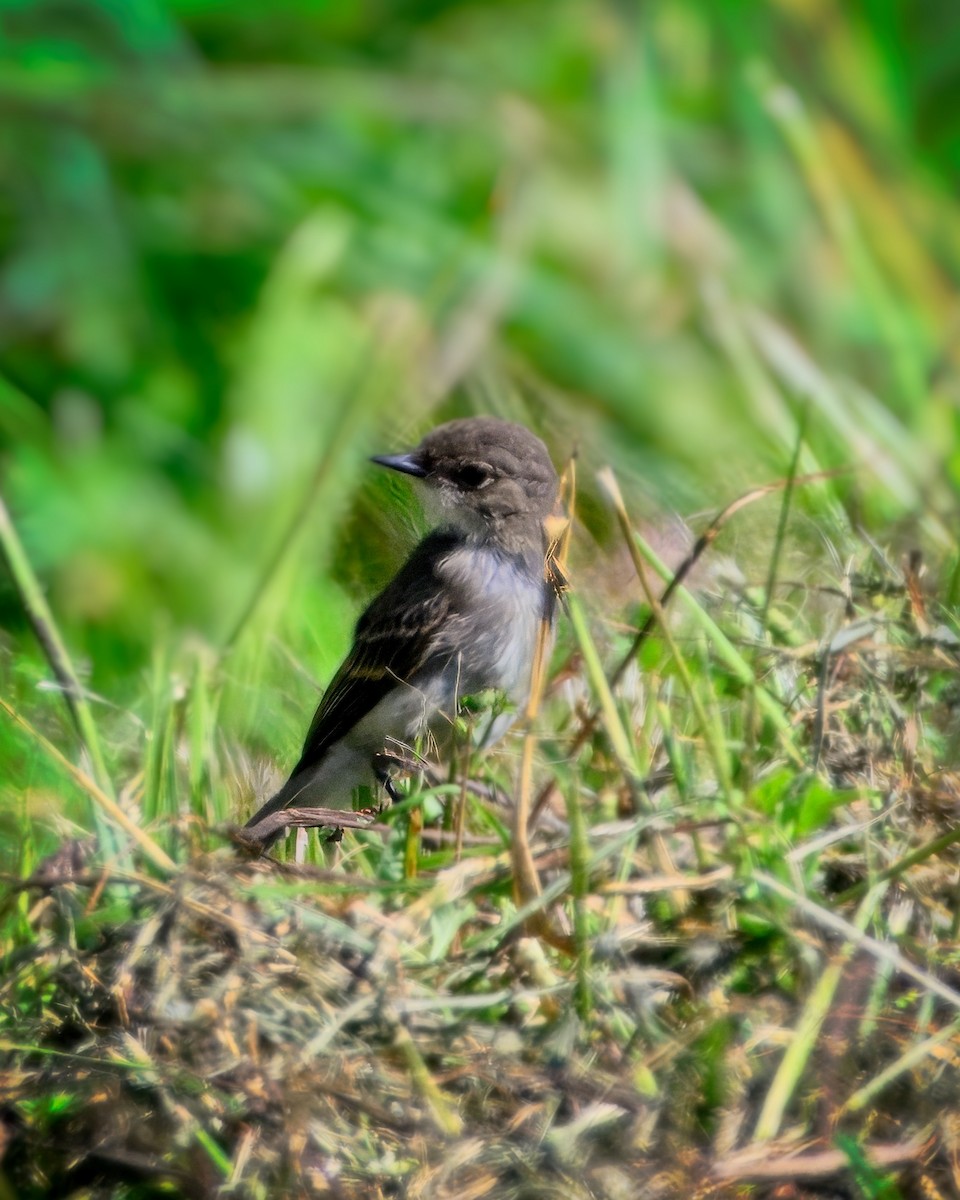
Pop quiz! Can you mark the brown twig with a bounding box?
[237,805,382,849]
[509,455,576,955]
[713,1135,927,1181]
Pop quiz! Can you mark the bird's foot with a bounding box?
[372,752,407,808]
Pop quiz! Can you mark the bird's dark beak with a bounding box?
[371,452,429,478]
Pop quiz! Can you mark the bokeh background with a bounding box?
[2,0,959,854]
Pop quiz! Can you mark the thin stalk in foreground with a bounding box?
[511,607,573,955]
[596,467,804,765]
[0,696,175,875]
[602,468,734,801]
[628,528,803,766]
[841,1015,960,1116]
[753,882,885,1142]
[744,402,808,789]
[564,774,592,1020]
[0,491,119,856]
[510,460,576,954]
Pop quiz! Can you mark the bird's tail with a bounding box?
[243,771,314,848]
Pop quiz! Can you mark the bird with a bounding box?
[244,416,561,847]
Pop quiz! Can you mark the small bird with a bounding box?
[245,416,560,846]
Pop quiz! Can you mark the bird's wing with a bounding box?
[289,531,462,778]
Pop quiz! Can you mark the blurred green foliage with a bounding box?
[2,0,959,845]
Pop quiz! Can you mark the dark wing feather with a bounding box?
[289,530,461,777]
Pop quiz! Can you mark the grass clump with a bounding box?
[3,485,959,1198]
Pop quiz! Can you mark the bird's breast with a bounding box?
[434,544,548,702]
[343,543,549,761]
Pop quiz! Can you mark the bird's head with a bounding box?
[372,417,559,543]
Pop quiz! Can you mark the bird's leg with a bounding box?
[372,752,404,809]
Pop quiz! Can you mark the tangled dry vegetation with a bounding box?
[3,533,960,1200]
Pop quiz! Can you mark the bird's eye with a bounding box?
[453,464,493,490]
